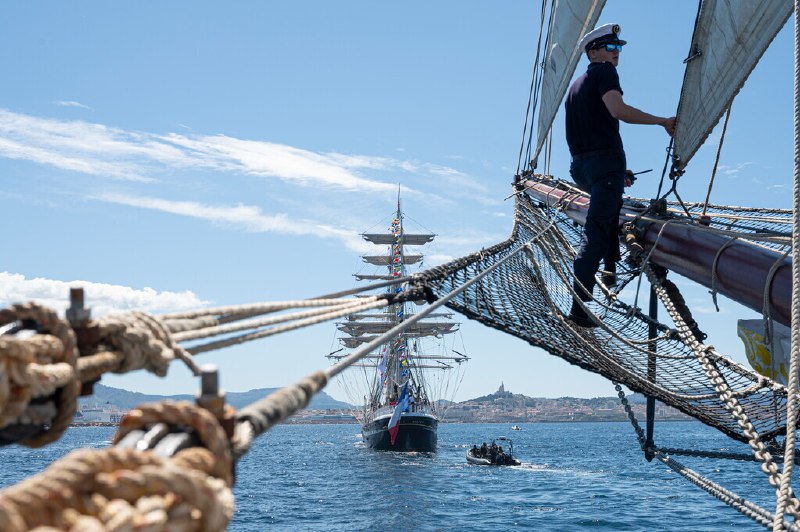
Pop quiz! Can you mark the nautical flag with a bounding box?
[378,346,388,377]
[387,382,409,445]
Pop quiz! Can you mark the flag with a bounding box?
[387,383,409,445]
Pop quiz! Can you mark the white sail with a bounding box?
[532,0,606,167]
[672,0,792,170]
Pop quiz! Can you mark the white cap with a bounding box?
[579,23,626,52]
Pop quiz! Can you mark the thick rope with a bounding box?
[0,303,79,447]
[95,311,198,377]
[234,371,328,458]
[113,401,234,486]
[0,447,233,531]
[774,3,800,528]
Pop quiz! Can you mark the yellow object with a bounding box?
[738,319,791,385]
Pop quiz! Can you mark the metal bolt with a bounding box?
[66,287,91,325]
[200,364,219,396]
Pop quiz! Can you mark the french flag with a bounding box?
[387,383,409,445]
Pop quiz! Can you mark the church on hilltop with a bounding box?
[494,382,513,398]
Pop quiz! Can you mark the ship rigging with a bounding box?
[326,193,469,452]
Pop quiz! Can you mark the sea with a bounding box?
[0,421,780,531]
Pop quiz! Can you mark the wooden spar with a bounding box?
[522,178,792,328]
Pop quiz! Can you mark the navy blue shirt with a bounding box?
[565,62,624,156]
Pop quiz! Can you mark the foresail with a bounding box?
[672,0,792,171]
[532,0,606,167]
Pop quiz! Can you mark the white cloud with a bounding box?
[718,162,754,177]
[53,100,92,110]
[0,272,205,317]
[0,108,461,194]
[94,192,373,253]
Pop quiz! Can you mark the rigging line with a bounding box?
[671,185,695,220]
[172,297,382,343]
[763,250,792,345]
[668,0,706,172]
[516,0,549,176]
[656,452,798,531]
[702,104,733,217]
[646,264,800,516]
[655,140,674,202]
[327,229,546,379]
[776,2,800,528]
[709,236,740,312]
[314,274,416,300]
[160,298,368,321]
[186,297,388,355]
[525,8,555,170]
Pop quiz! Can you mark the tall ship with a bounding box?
[327,195,468,452]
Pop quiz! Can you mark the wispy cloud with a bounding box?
[0,272,205,316]
[93,191,373,253]
[718,162,754,177]
[0,108,474,195]
[53,100,92,110]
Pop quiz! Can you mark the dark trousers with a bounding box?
[569,150,625,302]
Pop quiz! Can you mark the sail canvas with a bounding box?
[672,0,792,170]
[533,0,606,167]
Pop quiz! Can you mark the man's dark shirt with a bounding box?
[565,61,624,156]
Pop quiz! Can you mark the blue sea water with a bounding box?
[0,421,780,530]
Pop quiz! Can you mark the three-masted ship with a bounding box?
[327,196,468,452]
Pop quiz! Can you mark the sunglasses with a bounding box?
[600,44,623,52]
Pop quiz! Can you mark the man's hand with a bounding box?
[662,117,676,136]
[624,169,634,187]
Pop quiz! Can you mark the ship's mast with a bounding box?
[328,188,467,417]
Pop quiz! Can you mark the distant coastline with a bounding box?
[73,382,692,427]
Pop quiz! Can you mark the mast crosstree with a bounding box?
[327,194,468,452]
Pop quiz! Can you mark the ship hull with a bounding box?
[362,412,438,452]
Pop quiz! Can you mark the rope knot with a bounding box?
[97,312,185,377]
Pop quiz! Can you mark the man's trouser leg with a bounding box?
[571,153,625,306]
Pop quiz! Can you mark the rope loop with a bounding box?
[114,400,234,486]
[0,302,80,447]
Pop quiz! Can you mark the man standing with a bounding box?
[565,23,675,327]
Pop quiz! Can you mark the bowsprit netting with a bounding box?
[413,185,790,446]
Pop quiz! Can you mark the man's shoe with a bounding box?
[567,311,598,328]
[567,302,598,328]
[601,271,617,287]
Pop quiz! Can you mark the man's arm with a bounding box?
[602,90,675,136]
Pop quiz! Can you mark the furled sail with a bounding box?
[532,0,606,167]
[672,0,792,171]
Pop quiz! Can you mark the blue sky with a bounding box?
[0,2,794,403]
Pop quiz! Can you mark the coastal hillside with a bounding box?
[444,382,686,423]
[80,383,351,411]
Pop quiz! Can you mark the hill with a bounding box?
[81,384,351,411]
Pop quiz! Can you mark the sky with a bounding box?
[0,2,795,404]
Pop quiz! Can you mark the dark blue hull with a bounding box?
[362,413,438,452]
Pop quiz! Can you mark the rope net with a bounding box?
[414,179,790,445]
